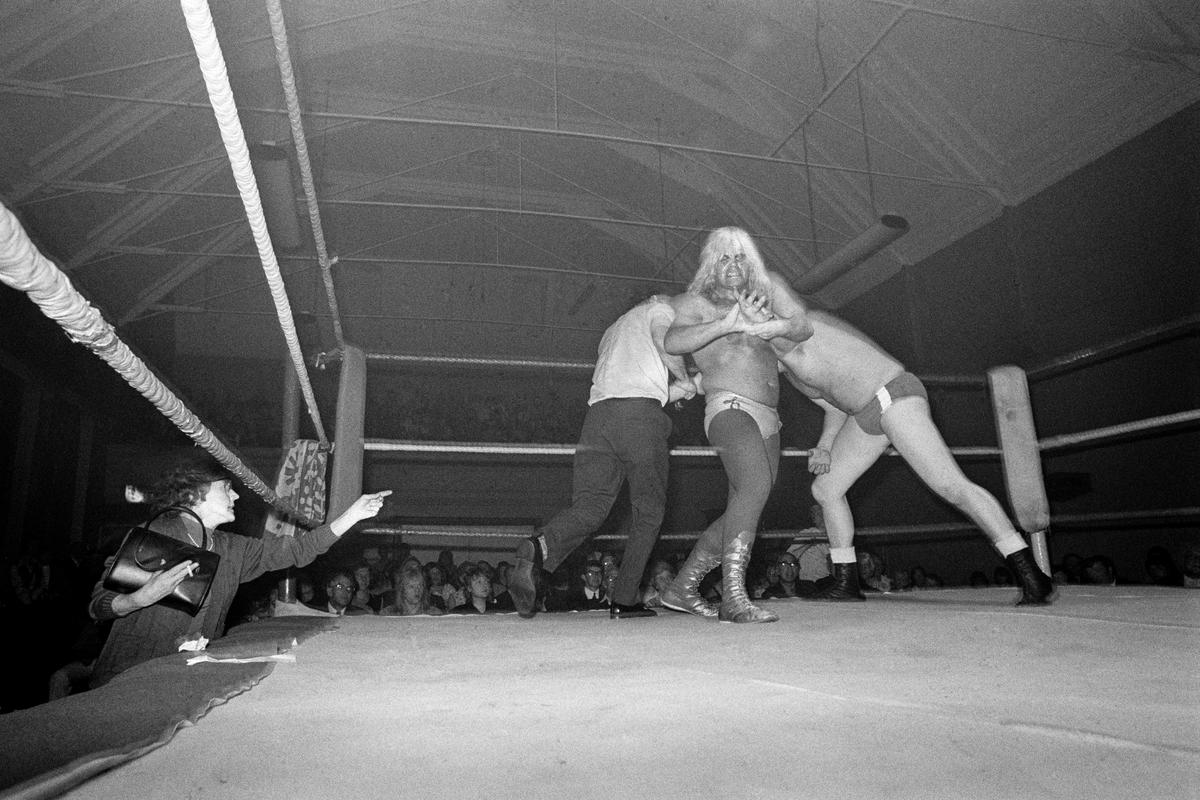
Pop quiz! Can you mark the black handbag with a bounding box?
[102,506,221,615]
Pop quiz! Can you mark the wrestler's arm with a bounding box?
[806,398,847,475]
[663,294,742,355]
[742,273,813,344]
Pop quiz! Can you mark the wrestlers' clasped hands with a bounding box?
[729,291,789,339]
[807,446,832,475]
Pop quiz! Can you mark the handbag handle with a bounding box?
[135,505,209,568]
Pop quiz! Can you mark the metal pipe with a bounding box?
[794,215,910,293]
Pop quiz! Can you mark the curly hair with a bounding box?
[144,458,230,512]
[686,226,773,302]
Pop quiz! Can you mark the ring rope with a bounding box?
[362,439,1001,457]
[1039,409,1200,452]
[180,0,328,444]
[0,202,319,526]
[265,0,345,351]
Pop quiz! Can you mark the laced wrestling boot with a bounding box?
[660,545,720,618]
[804,561,866,602]
[718,532,778,623]
[1006,548,1056,606]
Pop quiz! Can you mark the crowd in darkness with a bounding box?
[2,537,1197,713]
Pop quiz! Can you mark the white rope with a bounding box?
[265,0,345,350]
[179,0,328,444]
[0,202,320,527]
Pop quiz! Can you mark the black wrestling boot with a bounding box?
[803,562,866,602]
[510,535,544,619]
[1006,548,1056,606]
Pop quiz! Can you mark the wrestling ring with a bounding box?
[1,2,1197,798]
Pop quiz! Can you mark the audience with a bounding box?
[642,560,676,608]
[311,570,374,616]
[1184,543,1200,589]
[1143,546,1183,587]
[556,560,609,611]
[451,566,505,614]
[381,566,443,616]
[1082,554,1118,586]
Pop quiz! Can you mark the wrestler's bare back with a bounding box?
[673,293,781,406]
[773,309,904,414]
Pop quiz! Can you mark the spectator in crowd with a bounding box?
[381,565,443,616]
[313,570,374,616]
[559,560,609,611]
[492,561,513,601]
[642,560,676,608]
[424,562,451,611]
[993,566,1014,586]
[857,550,891,593]
[295,571,316,605]
[757,559,784,599]
[794,541,832,586]
[968,570,990,587]
[1053,552,1085,585]
[452,566,504,614]
[1144,546,1183,586]
[909,565,931,590]
[1184,543,1200,589]
[1083,554,1117,586]
[890,569,913,592]
[351,564,379,613]
[86,458,387,689]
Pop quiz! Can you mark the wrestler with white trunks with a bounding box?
[767,306,1055,605]
[659,226,812,623]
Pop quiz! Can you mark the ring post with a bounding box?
[328,344,366,520]
[988,365,1051,572]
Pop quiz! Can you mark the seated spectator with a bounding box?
[1184,543,1200,589]
[452,566,505,614]
[992,566,1014,586]
[1144,546,1183,586]
[889,569,913,592]
[492,561,512,600]
[968,570,990,588]
[558,560,608,611]
[424,562,451,611]
[351,564,380,613]
[924,573,944,588]
[1082,554,1117,586]
[312,570,374,616]
[794,542,832,585]
[762,551,806,598]
[1057,552,1085,584]
[758,559,784,599]
[642,560,676,608]
[910,565,931,590]
[295,571,316,606]
[381,566,443,616]
[857,550,891,592]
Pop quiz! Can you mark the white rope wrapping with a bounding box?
[366,352,596,371]
[0,202,321,526]
[265,0,345,349]
[179,0,328,444]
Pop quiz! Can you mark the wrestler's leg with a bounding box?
[708,409,778,623]
[805,418,888,601]
[881,397,1054,605]
[880,397,1017,546]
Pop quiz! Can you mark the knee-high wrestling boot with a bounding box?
[660,545,720,618]
[1006,548,1056,606]
[804,561,866,602]
[719,532,778,623]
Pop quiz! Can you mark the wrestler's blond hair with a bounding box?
[687,226,772,302]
